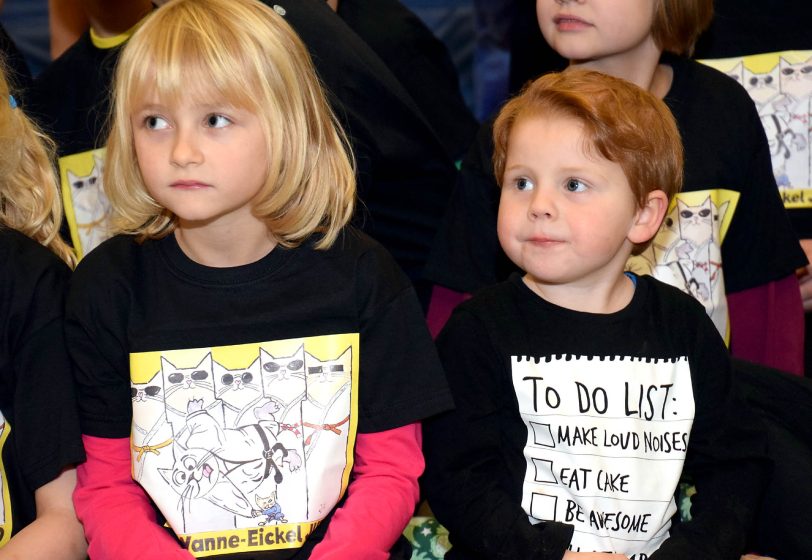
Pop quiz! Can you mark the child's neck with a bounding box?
[523,272,636,315]
[569,38,672,99]
[174,221,277,268]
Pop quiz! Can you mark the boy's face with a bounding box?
[497,114,642,291]
[536,0,657,64]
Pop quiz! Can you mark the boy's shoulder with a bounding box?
[635,273,711,319]
[455,273,708,321]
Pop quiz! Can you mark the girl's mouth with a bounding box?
[553,14,592,31]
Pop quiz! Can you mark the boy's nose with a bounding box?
[528,186,556,220]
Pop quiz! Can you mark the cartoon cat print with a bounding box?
[65,154,111,253]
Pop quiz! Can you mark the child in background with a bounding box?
[423,70,767,560]
[425,0,807,375]
[0,65,86,558]
[64,1,451,559]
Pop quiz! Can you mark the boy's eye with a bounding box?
[566,178,587,192]
[206,114,232,128]
[515,177,534,191]
[145,115,169,130]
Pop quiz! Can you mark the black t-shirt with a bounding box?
[0,228,85,546]
[272,0,459,289]
[0,23,32,105]
[26,30,119,158]
[693,1,812,239]
[423,273,767,560]
[425,55,806,296]
[65,227,451,558]
[335,0,478,161]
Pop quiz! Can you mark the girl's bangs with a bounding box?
[126,19,260,110]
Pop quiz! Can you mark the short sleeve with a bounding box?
[355,244,453,432]
[9,246,85,491]
[64,247,134,438]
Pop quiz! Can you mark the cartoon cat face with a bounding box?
[779,56,812,100]
[213,358,263,415]
[677,198,714,247]
[725,62,743,85]
[132,381,162,403]
[66,155,110,219]
[160,445,221,501]
[744,65,780,105]
[259,347,307,420]
[256,492,277,510]
[162,353,216,419]
[261,347,305,383]
[305,347,352,407]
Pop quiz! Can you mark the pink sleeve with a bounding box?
[73,435,194,560]
[309,423,423,560]
[426,285,471,339]
[727,274,804,376]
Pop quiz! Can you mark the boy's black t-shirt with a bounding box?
[0,229,86,544]
[423,273,767,560]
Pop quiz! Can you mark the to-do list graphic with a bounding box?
[511,355,694,559]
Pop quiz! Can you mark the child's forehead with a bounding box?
[510,113,595,155]
[505,111,628,178]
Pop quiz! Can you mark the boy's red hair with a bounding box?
[492,69,683,254]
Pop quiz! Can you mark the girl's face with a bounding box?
[536,0,658,66]
[131,94,270,233]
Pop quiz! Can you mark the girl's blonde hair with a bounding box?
[105,0,356,249]
[0,64,76,266]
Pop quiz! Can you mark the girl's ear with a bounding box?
[628,189,668,245]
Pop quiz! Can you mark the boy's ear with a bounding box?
[628,190,668,245]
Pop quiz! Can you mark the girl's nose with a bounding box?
[171,128,203,167]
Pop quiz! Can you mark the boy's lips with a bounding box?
[528,235,564,245]
[553,14,592,31]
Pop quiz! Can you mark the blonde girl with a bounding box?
[65,1,450,559]
[0,64,86,558]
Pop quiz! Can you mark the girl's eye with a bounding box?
[206,114,232,128]
[566,178,587,192]
[145,115,169,130]
[515,177,534,191]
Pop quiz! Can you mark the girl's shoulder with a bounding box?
[0,227,71,278]
[71,233,155,284]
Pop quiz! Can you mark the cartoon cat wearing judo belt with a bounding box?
[160,398,303,532]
